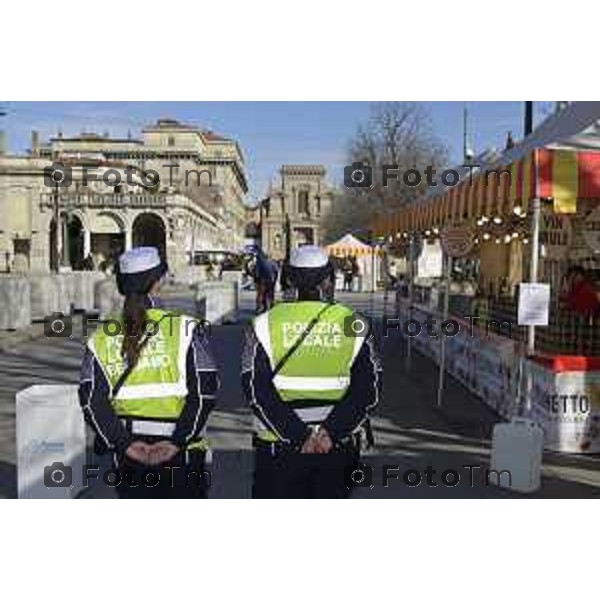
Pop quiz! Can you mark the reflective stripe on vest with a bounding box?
[120,419,210,450]
[125,419,175,437]
[88,308,196,421]
[273,375,350,390]
[294,405,334,422]
[252,301,366,441]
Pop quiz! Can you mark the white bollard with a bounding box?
[490,418,544,493]
[17,384,87,499]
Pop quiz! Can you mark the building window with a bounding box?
[167,135,175,146]
[298,190,309,215]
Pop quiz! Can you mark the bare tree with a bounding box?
[322,102,448,242]
[321,192,375,244]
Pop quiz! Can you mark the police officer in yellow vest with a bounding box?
[242,245,381,498]
[79,247,219,499]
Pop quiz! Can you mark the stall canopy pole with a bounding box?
[436,252,450,407]
[527,196,541,356]
[527,150,541,357]
[371,243,377,295]
[382,242,389,322]
[369,233,376,316]
[520,151,541,416]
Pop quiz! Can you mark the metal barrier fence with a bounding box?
[406,285,600,356]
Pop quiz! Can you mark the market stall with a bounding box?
[378,102,600,453]
[326,233,384,292]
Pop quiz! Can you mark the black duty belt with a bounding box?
[253,435,358,456]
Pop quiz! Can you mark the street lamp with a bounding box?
[284,212,291,261]
[53,180,62,273]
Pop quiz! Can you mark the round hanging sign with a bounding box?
[440,226,475,257]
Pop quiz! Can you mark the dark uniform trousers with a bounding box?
[252,441,359,499]
[112,442,209,499]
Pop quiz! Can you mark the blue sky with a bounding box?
[2,101,555,202]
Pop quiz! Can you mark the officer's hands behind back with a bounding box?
[300,428,333,454]
[148,441,180,465]
[125,441,154,464]
[125,440,180,465]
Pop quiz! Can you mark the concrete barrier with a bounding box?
[54,273,76,314]
[195,281,238,324]
[94,278,237,323]
[220,270,244,287]
[94,277,121,318]
[172,266,208,287]
[29,275,62,321]
[0,277,31,330]
[72,272,105,313]
[27,272,104,321]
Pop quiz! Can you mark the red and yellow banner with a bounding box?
[545,149,577,213]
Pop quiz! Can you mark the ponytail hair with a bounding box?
[121,292,147,367]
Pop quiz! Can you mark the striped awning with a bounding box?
[326,233,384,256]
[329,245,384,257]
[375,148,600,237]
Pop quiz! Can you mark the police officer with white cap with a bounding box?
[241,245,381,498]
[79,246,219,498]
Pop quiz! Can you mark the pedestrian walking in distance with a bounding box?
[342,256,353,291]
[242,245,381,498]
[79,246,219,498]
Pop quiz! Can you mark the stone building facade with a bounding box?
[0,119,248,273]
[250,165,335,259]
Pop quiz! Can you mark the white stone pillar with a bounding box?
[55,215,63,271]
[83,228,91,257]
[125,227,132,250]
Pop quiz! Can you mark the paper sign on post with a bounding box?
[518,283,551,326]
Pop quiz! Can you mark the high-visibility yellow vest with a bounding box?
[252,301,367,441]
[88,309,205,448]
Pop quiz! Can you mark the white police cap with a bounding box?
[289,245,329,268]
[118,246,162,274]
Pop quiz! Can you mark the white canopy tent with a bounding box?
[326,233,383,292]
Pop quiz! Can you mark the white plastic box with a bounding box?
[490,418,544,493]
[17,385,87,499]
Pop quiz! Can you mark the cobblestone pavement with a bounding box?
[1,290,599,498]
